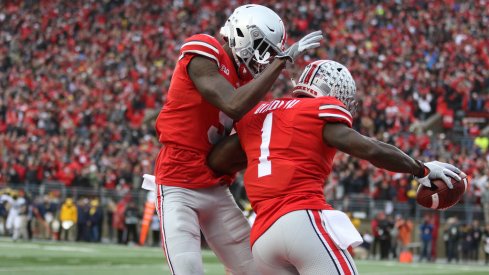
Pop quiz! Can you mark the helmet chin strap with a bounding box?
[230,47,254,80]
[230,47,241,68]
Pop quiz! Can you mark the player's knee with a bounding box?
[173,252,204,275]
[221,214,250,243]
[227,258,259,275]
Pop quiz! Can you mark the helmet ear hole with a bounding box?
[236,28,244,37]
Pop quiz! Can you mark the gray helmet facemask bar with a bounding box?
[229,24,283,78]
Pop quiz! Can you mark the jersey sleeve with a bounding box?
[178,34,221,66]
[316,97,353,128]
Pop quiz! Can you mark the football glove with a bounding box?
[276,30,323,63]
[416,161,462,189]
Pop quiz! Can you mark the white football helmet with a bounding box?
[292,60,357,112]
[220,4,286,78]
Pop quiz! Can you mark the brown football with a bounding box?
[416,173,469,210]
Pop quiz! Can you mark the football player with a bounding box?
[208,60,462,274]
[152,4,323,275]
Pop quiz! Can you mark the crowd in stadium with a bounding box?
[0,0,488,204]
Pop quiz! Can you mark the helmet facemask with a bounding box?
[234,25,282,77]
[220,4,286,79]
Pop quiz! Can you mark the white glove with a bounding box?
[276,30,323,63]
[416,161,462,189]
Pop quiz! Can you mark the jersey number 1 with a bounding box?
[258,113,273,177]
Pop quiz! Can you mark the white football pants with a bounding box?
[252,210,358,275]
[156,184,257,275]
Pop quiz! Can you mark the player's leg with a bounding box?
[199,184,258,275]
[156,185,203,275]
[284,210,358,275]
[251,212,301,275]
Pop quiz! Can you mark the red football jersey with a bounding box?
[155,34,246,188]
[235,96,353,246]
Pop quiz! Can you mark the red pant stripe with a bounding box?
[311,210,353,275]
[157,185,175,274]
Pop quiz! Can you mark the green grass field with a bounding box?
[0,239,487,275]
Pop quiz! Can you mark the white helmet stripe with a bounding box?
[302,60,327,86]
[308,60,328,85]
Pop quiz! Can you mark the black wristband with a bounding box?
[414,160,426,178]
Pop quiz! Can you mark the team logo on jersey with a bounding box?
[220,64,230,75]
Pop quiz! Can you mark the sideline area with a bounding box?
[0,239,488,275]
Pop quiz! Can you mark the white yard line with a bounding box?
[42,246,95,253]
[0,264,167,273]
[0,242,94,253]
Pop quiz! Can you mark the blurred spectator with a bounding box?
[473,168,489,224]
[2,192,13,235]
[59,197,77,241]
[432,214,441,261]
[406,180,419,217]
[0,193,7,235]
[8,192,28,241]
[34,194,57,239]
[470,220,482,262]
[389,216,398,258]
[124,201,139,245]
[88,198,103,242]
[468,92,486,112]
[461,223,473,262]
[374,175,397,201]
[375,211,393,260]
[443,217,460,263]
[113,197,127,244]
[419,216,433,262]
[474,136,489,154]
[76,197,89,242]
[395,215,413,255]
[371,212,381,259]
[419,215,434,262]
[106,198,116,242]
[483,224,489,264]
[24,192,34,240]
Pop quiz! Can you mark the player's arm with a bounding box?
[188,57,286,120]
[322,123,462,187]
[322,123,424,176]
[207,134,247,175]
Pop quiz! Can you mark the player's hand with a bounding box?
[417,161,462,189]
[276,30,323,63]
